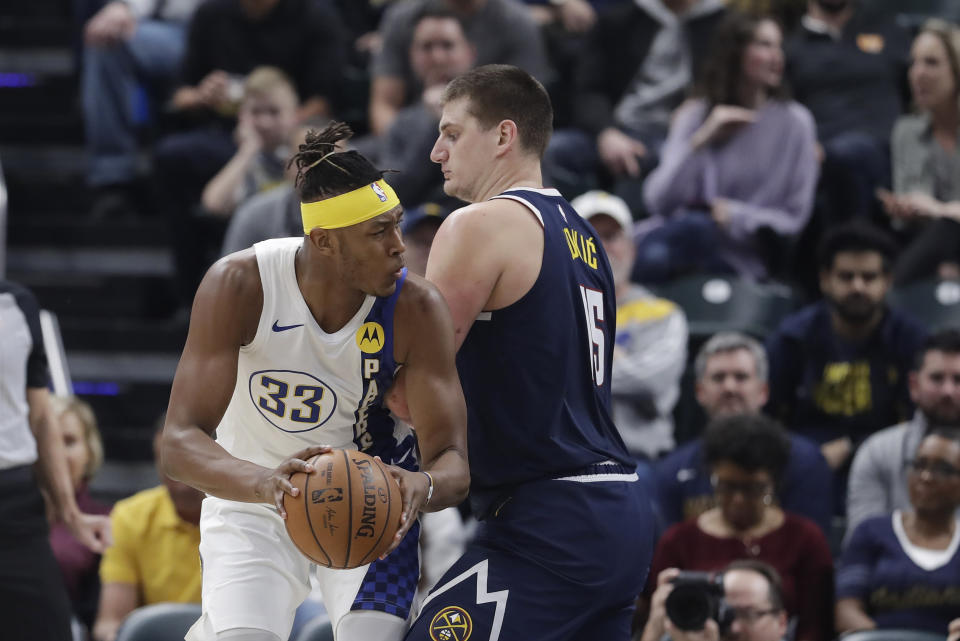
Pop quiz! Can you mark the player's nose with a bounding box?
[430,138,445,163]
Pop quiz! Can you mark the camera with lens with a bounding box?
[665,571,735,636]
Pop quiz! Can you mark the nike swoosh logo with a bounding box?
[272,321,304,332]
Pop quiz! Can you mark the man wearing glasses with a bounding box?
[659,560,790,641]
[847,328,960,538]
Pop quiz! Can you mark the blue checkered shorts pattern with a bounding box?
[350,519,420,618]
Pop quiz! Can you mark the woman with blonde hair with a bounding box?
[47,396,111,630]
[878,19,960,284]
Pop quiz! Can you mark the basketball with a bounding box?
[283,449,403,569]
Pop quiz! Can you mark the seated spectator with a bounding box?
[364,4,477,209]
[156,0,347,307]
[571,190,688,461]
[641,413,834,641]
[92,425,204,641]
[877,20,960,285]
[639,11,818,282]
[201,67,299,218]
[81,0,200,216]
[547,0,726,206]
[647,559,789,641]
[848,328,960,538]
[48,396,110,632]
[657,332,832,534]
[368,0,551,136]
[785,0,910,223]
[766,222,927,479]
[836,430,960,636]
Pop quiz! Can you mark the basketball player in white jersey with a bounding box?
[160,122,470,641]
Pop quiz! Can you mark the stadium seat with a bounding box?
[838,629,947,641]
[888,280,960,331]
[650,274,797,346]
[293,614,334,641]
[113,603,202,641]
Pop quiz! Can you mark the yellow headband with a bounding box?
[301,179,400,233]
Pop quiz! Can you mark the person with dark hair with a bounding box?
[847,328,960,537]
[641,413,834,641]
[836,430,960,636]
[400,64,655,640]
[369,0,551,137]
[159,121,470,641]
[636,11,818,282]
[656,332,833,534]
[0,280,112,641]
[766,222,927,480]
[364,4,478,210]
[651,559,790,641]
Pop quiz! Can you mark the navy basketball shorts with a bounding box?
[405,463,655,641]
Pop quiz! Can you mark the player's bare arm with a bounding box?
[425,198,543,350]
[161,250,330,515]
[380,274,469,555]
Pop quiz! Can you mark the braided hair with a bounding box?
[289,121,386,202]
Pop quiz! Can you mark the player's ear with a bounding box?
[496,119,518,156]
[308,228,336,255]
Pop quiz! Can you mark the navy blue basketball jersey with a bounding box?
[457,187,633,516]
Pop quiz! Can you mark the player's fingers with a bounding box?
[380,511,414,560]
[274,486,288,519]
[291,445,331,462]
[282,458,315,476]
[278,477,299,498]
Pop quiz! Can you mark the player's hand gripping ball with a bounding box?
[283,449,403,569]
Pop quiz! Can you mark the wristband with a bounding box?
[421,471,434,505]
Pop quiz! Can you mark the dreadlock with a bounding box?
[289,121,386,202]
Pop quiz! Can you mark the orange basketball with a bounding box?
[283,449,403,569]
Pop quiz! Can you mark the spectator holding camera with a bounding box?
[647,560,789,641]
[835,430,960,636]
[642,413,833,641]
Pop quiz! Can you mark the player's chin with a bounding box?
[374,280,398,297]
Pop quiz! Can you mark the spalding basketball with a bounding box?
[283,449,403,569]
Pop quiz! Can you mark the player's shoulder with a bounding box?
[395,271,448,319]
[439,198,540,242]
[202,247,263,302]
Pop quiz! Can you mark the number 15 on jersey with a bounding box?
[579,285,605,387]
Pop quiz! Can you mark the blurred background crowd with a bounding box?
[2,0,960,639]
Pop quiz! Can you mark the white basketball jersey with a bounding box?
[215,238,415,471]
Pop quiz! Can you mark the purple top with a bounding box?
[643,98,819,278]
[49,487,111,601]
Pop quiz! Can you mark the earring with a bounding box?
[763,494,773,506]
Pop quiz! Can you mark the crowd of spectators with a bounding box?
[8,0,960,639]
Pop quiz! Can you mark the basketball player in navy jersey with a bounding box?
[401,65,655,640]
[161,122,469,641]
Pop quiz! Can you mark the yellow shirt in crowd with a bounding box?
[99,485,202,604]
